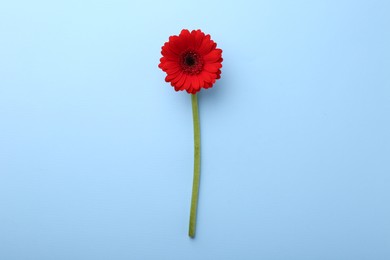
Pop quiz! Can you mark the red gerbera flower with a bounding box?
[158,29,223,94]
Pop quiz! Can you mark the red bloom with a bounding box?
[158,29,223,94]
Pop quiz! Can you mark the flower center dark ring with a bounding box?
[180,51,203,75]
[185,56,196,66]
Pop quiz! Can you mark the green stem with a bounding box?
[189,93,201,238]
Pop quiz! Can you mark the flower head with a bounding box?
[158,29,223,94]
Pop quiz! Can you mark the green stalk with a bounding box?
[189,93,201,238]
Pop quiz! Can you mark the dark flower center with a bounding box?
[180,51,203,75]
[185,56,196,66]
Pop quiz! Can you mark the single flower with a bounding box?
[158,29,223,94]
[158,29,223,239]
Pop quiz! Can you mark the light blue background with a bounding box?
[0,0,389,259]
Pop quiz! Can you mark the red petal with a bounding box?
[177,74,188,90]
[200,42,217,55]
[204,63,222,73]
[165,66,181,74]
[169,37,186,53]
[193,30,204,49]
[191,75,200,91]
[203,49,222,62]
[179,29,191,47]
[162,45,179,58]
[183,75,192,91]
[198,75,205,88]
[197,35,213,54]
[199,71,213,83]
[160,61,180,70]
[165,70,181,82]
[171,71,184,85]
[215,70,221,79]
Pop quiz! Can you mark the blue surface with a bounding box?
[0,0,389,259]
